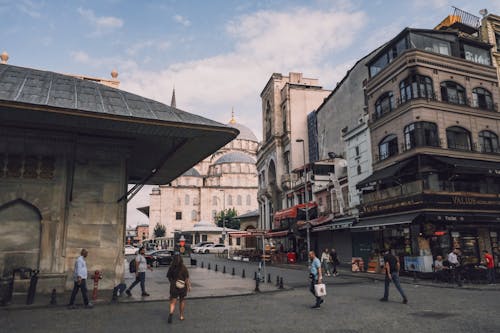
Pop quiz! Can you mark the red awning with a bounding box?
[266,230,289,237]
[273,202,317,221]
[298,214,333,230]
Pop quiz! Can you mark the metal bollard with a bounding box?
[26,269,39,305]
[267,273,271,283]
[201,262,204,268]
[276,276,280,287]
[223,266,226,274]
[242,269,246,278]
[215,264,218,272]
[254,271,257,280]
[232,267,235,276]
[279,277,284,289]
[208,263,211,270]
[50,288,57,305]
[255,275,260,292]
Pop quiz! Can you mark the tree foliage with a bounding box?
[215,208,240,230]
[153,223,166,238]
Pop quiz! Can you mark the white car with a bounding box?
[124,245,137,255]
[207,244,230,254]
[192,242,214,253]
[197,244,215,254]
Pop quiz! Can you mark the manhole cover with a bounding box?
[411,311,455,318]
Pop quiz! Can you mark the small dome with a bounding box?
[214,152,256,165]
[182,167,201,177]
[228,122,258,142]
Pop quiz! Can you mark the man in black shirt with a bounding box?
[380,249,408,304]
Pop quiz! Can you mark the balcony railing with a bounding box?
[362,180,423,203]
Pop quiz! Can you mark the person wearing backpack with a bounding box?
[166,254,191,323]
[126,247,152,297]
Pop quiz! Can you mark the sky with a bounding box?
[2,0,500,226]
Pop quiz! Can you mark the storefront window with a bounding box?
[463,44,491,65]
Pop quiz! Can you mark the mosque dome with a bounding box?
[182,167,201,177]
[214,152,256,165]
[227,111,258,142]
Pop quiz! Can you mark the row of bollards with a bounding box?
[197,260,285,290]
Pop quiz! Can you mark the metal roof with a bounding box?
[0,63,239,184]
[227,122,258,142]
[214,152,256,165]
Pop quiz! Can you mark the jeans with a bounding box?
[68,279,90,306]
[487,268,496,284]
[309,277,322,306]
[128,272,146,293]
[383,272,407,300]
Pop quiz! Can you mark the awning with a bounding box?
[297,214,333,230]
[312,216,356,232]
[352,212,420,230]
[430,156,500,176]
[273,202,318,221]
[357,159,412,187]
[266,230,289,237]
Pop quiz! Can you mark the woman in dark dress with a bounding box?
[166,254,191,323]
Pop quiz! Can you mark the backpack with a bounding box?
[129,258,136,273]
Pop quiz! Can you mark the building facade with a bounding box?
[148,115,259,245]
[357,16,500,271]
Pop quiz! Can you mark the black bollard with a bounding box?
[276,276,280,287]
[255,275,260,292]
[232,267,235,276]
[201,262,204,268]
[267,273,271,283]
[50,288,57,305]
[26,270,39,305]
[208,263,211,270]
[223,266,226,274]
[279,277,284,289]
[215,264,218,272]
[242,269,246,278]
[254,271,257,280]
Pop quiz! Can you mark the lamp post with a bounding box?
[220,190,226,245]
[296,138,310,265]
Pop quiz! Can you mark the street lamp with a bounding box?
[296,138,310,265]
[219,190,226,245]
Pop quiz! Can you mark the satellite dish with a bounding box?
[479,8,488,17]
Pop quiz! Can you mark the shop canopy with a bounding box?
[228,229,288,238]
[311,216,356,232]
[273,202,318,220]
[430,156,500,176]
[352,212,420,230]
[357,159,412,187]
[297,214,333,230]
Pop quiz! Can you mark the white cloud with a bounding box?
[412,0,449,9]
[17,0,42,18]
[125,39,171,56]
[70,50,91,64]
[120,6,367,138]
[78,7,123,36]
[173,14,191,27]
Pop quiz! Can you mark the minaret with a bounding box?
[170,87,176,108]
[229,107,236,124]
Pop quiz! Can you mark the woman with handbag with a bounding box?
[166,254,191,323]
[309,251,324,309]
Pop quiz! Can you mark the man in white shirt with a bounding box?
[126,247,153,297]
[447,248,462,286]
[68,248,93,309]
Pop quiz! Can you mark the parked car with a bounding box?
[144,250,174,267]
[207,244,230,254]
[124,245,137,255]
[197,244,215,254]
[192,241,214,253]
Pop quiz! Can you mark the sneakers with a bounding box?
[311,304,321,309]
[85,303,94,309]
[67,304,77,310]
[141,292,150,296]
[379,298,388,302]
[125,290,132,297]
[402,298,408,304]
[168,313,173,324]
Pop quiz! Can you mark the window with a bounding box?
[446,126,472,151]
[357,165,362,175]
[265,101,272,141]
[227,195,233,206]
[463,44,491,65]
[400,75,433,103]
[283,151,290,174]
[440,81,466,105]
[237,195,242,205]
[479,130,499,153]
[472,87,494,110]
[246,194,251,206]
[212,210,217,218]
[355,146,360,156]
[378,134,398,160]
[202,234,207,242]
[175,212,182,220]
[404,122,439,150]
[191,210,197,220]
[496,33,500,52]
[185,195,190,205]
[410,33,451,56]
[176,197,181,206]
[375,92,395,119]
[212,196,218,206]
[282,105,287,132]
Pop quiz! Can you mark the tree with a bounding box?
[215,208,240,230]
[153,223,166,238]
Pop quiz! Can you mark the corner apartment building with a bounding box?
[356,11,500,270]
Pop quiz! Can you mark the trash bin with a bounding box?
[0,275,14,306]
[287,252,296,264]
[190,258,197,266]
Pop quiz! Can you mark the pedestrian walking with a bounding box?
[447,248,463,287]
[321,248,332,276]
[309,251,324,309]
[167,254,191,324]
[483,250,496,284]
[330,248,340,276]
[126,247,153,297]
[379,249,408,304]
[67,248,93,309]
